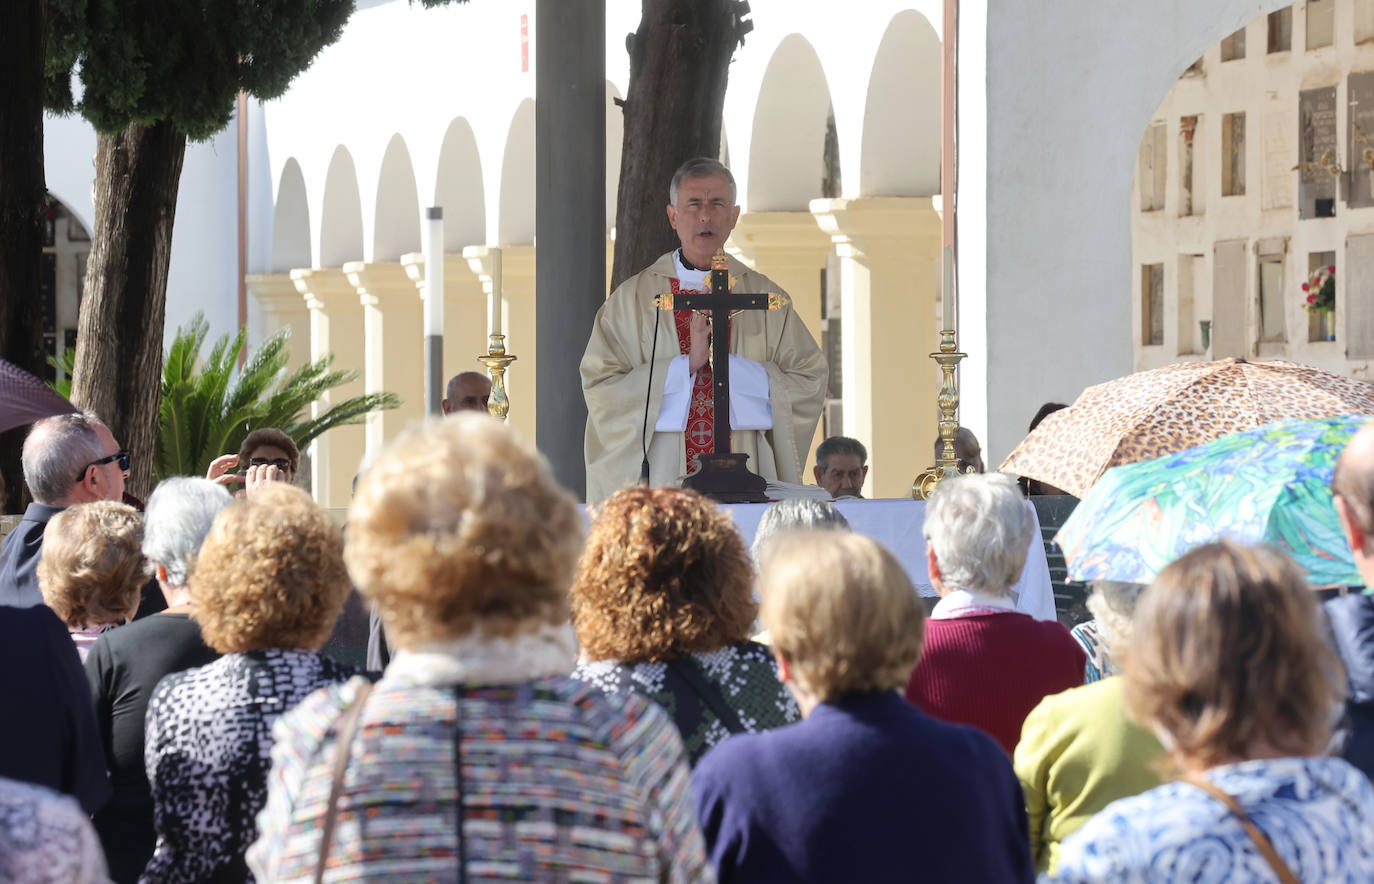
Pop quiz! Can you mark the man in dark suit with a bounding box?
[0,412,129,607]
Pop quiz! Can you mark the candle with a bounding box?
[490,246,504,337]
[942,245,955,332]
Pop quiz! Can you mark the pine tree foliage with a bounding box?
[43,0,354,139]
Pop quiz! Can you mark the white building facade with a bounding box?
[42,0,1339,500]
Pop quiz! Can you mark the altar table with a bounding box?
[720,497,1057,621]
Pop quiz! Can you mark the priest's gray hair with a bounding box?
[142,477,233,587]
[669,157,737,206]
[22,411,106,504]
[923,472,1035,597]
[752,498,850,567]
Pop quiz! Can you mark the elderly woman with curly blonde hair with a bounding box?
[141,483,357,884]
[247,415,709,883]
[37,500,146,661]
[571,486,799,765]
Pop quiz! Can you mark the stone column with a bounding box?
[810,197,941,499]
[536,0,605,500]
[292,268,366,508]
[727,211,833,478]
[344,261,424,454]
[463,245,538,445]
[401,251,490,399]
[246,272,311,369]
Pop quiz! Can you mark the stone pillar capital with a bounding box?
[245,273,300,312]
[400,252,473,293]
[810,197,942,253]
[343,261,417,307]
[291,268,357,312]
[727,210,831,262]
[461,245,537,291]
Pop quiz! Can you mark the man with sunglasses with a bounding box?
[0,412,130,608]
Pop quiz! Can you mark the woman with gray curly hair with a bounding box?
[905,473,1084,754]
[1069,580,1144,683]
[84,477,229,883]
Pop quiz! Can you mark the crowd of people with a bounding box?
[2,405,1374,882]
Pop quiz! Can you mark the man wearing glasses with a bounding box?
[0,412,130,607]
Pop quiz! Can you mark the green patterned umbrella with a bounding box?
[1055,414,1372,587]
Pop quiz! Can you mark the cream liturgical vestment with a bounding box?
[581,250,828,503]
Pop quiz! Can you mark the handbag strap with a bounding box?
[313,679,375,884]
[664,655,745,735]
[1183,774,1301,884]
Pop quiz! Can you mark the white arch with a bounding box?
[320,146,364,269]
[747,34,836,212]
[498,99,536,246]
[434,117,486,250]
[271,158,311,272]
[373,134,421,261]
[860,10,941,197]
[971,0,1295,462]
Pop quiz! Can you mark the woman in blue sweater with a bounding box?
[692,532,1034,883]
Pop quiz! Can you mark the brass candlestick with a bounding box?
[913,329,968,500]
[478,334,517,421]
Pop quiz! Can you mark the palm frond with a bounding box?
[154,312,399,482]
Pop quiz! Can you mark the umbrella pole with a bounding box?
[913,329,968,499]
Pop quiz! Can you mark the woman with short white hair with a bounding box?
[905,473,1084,753]
[85,477,229,883]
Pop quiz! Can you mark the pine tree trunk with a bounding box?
[71,121,187,500]
[610,0,745,291]
[0,0,48,512]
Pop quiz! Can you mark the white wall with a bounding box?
[43,112,242,349]
[974,0,1291,465]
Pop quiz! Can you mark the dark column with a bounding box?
[535,0,605,501]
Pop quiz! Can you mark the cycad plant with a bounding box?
[153,313,399,481]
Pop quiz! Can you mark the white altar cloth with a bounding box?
[720,498,1057,622]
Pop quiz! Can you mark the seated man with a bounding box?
[813,436,869,499]
[932,426,985,475]
[905,473,1084,754]
[693,532,1033,882]
[441,371,491,415]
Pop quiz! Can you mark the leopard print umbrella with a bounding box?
[999,358,1374,499]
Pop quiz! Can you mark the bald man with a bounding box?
[933,427,985,475]
[442,371,492,415]
[1325,421,1374,782]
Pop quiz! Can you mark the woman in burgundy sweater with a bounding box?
[906,473,1085,754]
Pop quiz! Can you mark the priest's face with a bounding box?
[667,173,741,268]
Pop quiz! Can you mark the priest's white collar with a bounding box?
[674,250,709,291]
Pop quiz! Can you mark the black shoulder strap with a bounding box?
[664,655,746,735]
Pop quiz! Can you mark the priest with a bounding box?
[581,157,828,502]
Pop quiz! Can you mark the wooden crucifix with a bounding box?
[654,248,789,503]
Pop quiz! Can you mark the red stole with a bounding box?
[670,278,731,473]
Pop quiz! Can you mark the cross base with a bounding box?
[682,453,769,503]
